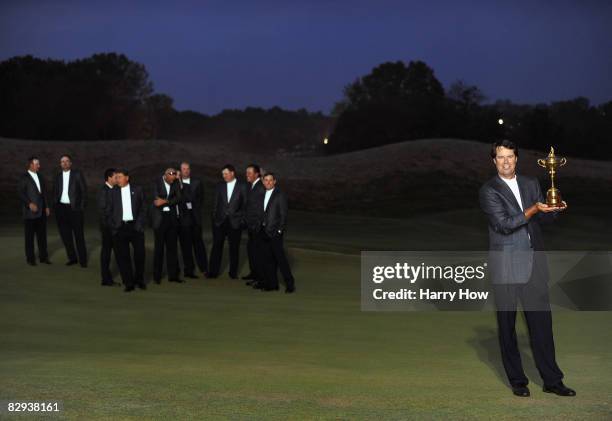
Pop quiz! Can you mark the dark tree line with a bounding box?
[0,53,170,140]
[328,60,612,160]
[2,54,610,159]
[0,54,330,150]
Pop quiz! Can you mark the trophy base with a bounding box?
[546,187,563,207]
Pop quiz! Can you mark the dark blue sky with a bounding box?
[1,0,611,115]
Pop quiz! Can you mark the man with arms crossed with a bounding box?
[479,139,575,397]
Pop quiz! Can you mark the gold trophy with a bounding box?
[537,147,567,207]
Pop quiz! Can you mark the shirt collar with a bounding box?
[121,183,130,190]
[227,178,237,185]
[105,182,113,189]
[499,174,517,184]
[28,170,38,177]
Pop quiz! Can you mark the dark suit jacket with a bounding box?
[149,177,182,230]
[179,177,204,226]
[18,172,48,219]
[479,174,555,284]
[105,184,147,234]
[96,184,113,228]
[212,179,248,229]
[52,169,87,210]
[262,188,288,238]
[245,179,266,232]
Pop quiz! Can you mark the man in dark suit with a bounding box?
[255,173,295,293]
[52,154,88,267]
[105,169,147,292]
[97,168,119,286]
[208,164,248,279]
[479,139,575,397]
[18,157,51,266]
[178,162,208,278]
[243,164,266,286]
[150,167,183,284]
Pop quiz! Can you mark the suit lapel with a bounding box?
[517,175,531,209]
[130,185,137,214]
[493,176,522,211]
[221,183,228,204]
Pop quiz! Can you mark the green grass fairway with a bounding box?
[1,212,611,420]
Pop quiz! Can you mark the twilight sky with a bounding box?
[1,0,611,115]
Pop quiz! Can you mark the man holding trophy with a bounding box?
[479,139,576,398]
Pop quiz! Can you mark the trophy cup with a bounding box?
[537,147,567,207]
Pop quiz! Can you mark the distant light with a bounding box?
[498,118,504,125]
[323,138,329,145]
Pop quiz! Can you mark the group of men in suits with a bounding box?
[19,156,296,294]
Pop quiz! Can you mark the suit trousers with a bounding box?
[56,203,87,264]
[494,256,564,387]
[209,218,241,277]
[100,224,114,284]
[112,222,145,288]
[178,211,208,275]
[24,215,48,263]
[258,231,294,289]
[154,213,180,282]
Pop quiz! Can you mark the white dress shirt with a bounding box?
[28,170,41,193]
[121,184,134,221]
[226,178,237,203]
[499,175,523,211]
[105,182,113,189]
[264,188,274,211]
[500,174,531,244]
[60,170,71,204]
[163,178,171,212]
[182,178,192,209]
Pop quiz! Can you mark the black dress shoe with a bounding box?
[245,280,256,286]
[169,279,185,283]
[80,263,88,268]
[252,282,263,289]
[184,273,198,279]
[137,282,147,290]
[229,273,238,280]
[124,286,135,292]
[27,261,37,266]
[261,286,279,292]
[66,260,78,266]
[543,382,576,396]
[285,285,296,294]
[102,281,121,287]
[512,385,530,397]
[206,273,218,279]
[40,259,51,264]
[242,274,255,280]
